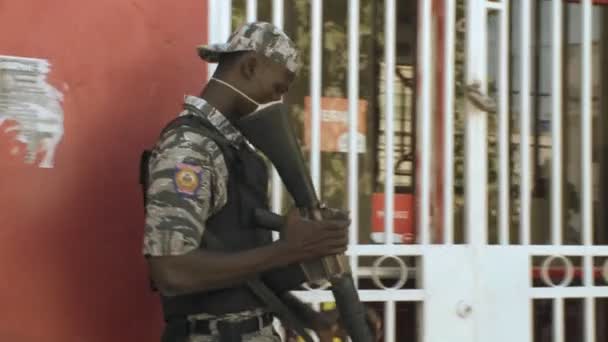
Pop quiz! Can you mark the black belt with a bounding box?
[190,313,274,336]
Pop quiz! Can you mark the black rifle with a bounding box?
[235,103,374,342]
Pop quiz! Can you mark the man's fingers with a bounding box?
[285,209,301,224]
[322,220,351,231]
[327,246,347,255]
[324,227,348,238]
[327,218,351,226]
[329,236,349,247]
[323,230,349,245]
[321,207,351,220]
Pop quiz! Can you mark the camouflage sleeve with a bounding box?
[143,127,228,256]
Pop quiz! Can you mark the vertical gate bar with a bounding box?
[246,0,257,22]
[551,0,563,245]
[532,0,542,204]
[310,0,322,195]
[272,0,283,28]
[384,0,396,244]
[207,0,232,79]
[582,2,596,342]
[347,0,360,280]
[464,0,488,246]
[581,0,593,249]
[419,0,433,245]
[498,0,511,245]
[270,0,284,240]
[207,0,218,79]
[384,301,396,342]
[463,1,491,337]
[554,297,565,342]
[443,0,456,245]
[585,297,596,342]
[520,0,532,245]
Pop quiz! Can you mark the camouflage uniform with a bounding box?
[143,21,301,342]
[144,95,279,342]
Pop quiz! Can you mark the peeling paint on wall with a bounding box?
[0,55,64,168]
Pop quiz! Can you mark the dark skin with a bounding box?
[147,51,381,341]
[201,51,294,124]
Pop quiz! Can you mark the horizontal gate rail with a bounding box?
[293,289,425,303]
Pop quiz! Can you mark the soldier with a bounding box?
[142,22,380,342]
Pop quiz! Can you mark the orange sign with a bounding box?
[370,193,416,244]
[303,96,367,153]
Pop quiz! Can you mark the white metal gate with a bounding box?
[207,1,608,341]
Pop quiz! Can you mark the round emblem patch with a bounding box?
[174,163,202,196]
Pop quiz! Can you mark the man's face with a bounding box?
[248,55,296,104]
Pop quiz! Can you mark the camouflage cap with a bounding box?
[197,22,301,73]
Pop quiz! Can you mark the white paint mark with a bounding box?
[0,55,64,168]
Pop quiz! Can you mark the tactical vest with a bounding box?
[152,113,274,319]
[141,109,308,323]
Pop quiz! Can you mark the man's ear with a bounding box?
[240,54,258,80]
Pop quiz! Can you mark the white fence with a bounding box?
[207,1,608,341]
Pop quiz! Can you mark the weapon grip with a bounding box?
[253,208,285,231]
[331,275,375,342]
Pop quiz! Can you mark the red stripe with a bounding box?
[531,267,605,279]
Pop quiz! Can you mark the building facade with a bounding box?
[0,1,607,341]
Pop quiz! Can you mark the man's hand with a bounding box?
[281,209,350,263]
[319,207,350,221]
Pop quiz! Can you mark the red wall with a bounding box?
[0,1,207,341]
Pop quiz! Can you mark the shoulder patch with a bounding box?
[173,163,203,196]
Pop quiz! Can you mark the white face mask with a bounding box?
[211,77,283,113]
